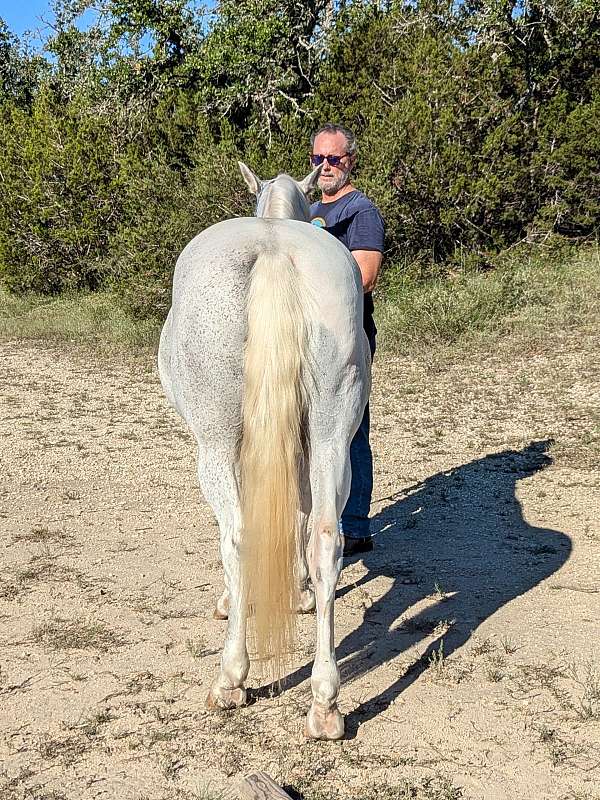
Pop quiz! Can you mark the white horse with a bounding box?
[158,162,371,739]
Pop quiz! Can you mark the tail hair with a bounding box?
[239,248,309,679]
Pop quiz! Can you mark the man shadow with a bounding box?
[265,440,571,737]
[338,438,571,735]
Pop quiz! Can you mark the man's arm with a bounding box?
[352,250,383,293]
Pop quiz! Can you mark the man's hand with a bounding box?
[352,250,383,293]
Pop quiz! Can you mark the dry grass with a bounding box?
[296,773,464,800]
[2,245,599,365]
[378,243,600,355]
[35,733,90,765]
[0,288,159,352]
[31,615,126,652]
[482,653,507,683]
[11,525,74,546]
[398,617,455,637]
[139,790,224,800]
[0,771,69,800]
[568,660,600,721]
[0,559,79,601]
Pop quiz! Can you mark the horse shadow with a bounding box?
[264,439,571,737]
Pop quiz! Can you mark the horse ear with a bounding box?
[238,161,262,195]
[298,164,322,195]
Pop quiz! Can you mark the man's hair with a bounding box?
[310,123,358,156]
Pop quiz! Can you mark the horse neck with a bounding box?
[256,180,310,222]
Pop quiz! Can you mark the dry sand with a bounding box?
[1,334,599,800]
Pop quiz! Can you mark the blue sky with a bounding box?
[0,0,55,37]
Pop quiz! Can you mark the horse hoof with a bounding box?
[213,591,229,620]
[297,588,316,614]
[206,684,247,711]
[305,702,344,740]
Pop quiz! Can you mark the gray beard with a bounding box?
[319,173,350,196]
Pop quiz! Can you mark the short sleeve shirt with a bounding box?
[310,190,384,339]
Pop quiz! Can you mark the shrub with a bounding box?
[0,89,118,294]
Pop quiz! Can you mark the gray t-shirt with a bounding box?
[310,190,384,340]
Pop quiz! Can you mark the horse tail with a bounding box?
[239,247,309,679]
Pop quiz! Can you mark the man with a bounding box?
[309,123,384,557]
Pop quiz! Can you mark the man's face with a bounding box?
[312,131,354,196]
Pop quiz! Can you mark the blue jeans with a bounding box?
[341,330,375,539]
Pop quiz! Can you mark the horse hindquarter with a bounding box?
[161,216,368,737]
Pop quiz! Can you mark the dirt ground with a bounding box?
[1,333,599,800]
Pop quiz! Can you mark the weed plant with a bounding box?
[1,242,598,358]
[0,289,159,351]
[377,242,600,354]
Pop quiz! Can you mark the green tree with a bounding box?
[0,88,118,293]
[0,19,46,107]
[109,92,250,317]
[197,0,332,135]
[0,0,597,316]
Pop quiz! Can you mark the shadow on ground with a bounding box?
[266,440,571,738]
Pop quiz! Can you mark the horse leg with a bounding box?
[213,587,230,620]
[196,446,249,710]
[158,309,178,412]
[297,509,316,614]
[214,508,313,620]
[214,511,314,619]
[305,447,348,740]
[213,513,230,620]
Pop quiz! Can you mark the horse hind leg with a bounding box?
[304,446,348,740]
[305,511,344,739]
[196,445,250,710]
[213,528,313,620]
[158,309,178,411]
[213,588,230,620]
[297,509,316,614]
[215,506,315,620]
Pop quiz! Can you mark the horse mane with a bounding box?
[256,174,310,222]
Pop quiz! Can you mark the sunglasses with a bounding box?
[310,153,350,167]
